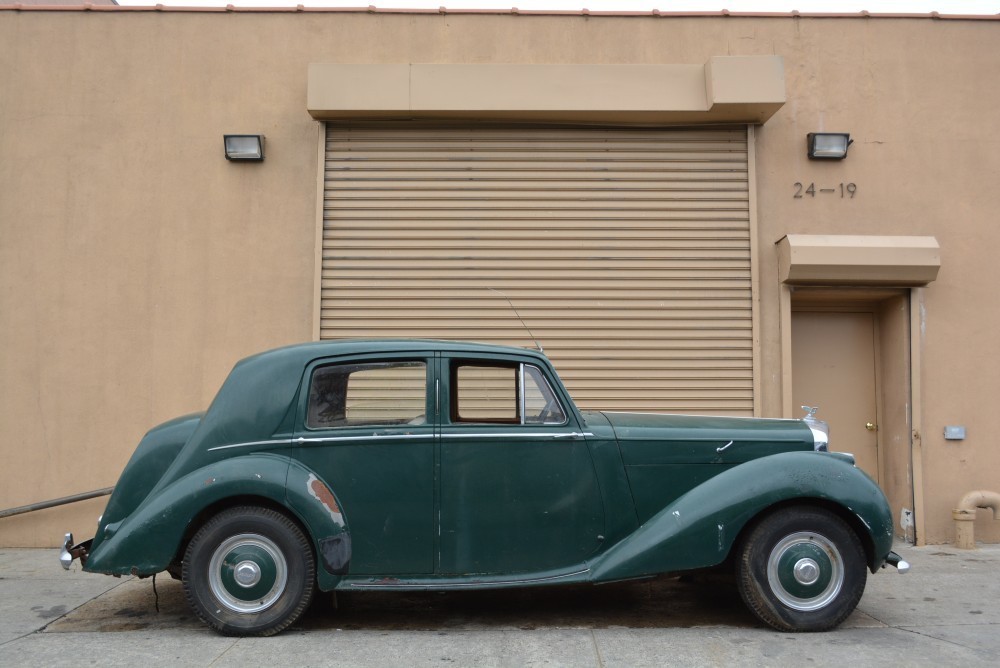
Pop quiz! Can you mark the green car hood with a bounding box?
[599,412,817,524]
[601,412,815,464]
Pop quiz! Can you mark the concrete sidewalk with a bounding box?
[0,544,997,667]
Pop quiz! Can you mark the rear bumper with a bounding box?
[59,533,93,570]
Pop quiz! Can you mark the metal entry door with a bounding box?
[791,311,880,482]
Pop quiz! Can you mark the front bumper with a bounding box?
[885,550,911,574]
[59,532,93,570]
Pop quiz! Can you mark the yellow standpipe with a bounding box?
[953,490,1000,549]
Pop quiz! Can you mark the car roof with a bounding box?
[240,338,550,368]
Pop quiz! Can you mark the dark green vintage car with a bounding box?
[61,339,908,635]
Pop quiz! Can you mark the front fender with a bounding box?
[588,451,894,582]
[84,454,350,590]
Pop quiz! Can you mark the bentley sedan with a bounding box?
[61,339,908,635]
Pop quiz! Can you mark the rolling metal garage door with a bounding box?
[320,125,753,415]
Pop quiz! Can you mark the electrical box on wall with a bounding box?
[944,426,966,440]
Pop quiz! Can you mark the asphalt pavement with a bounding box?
[0,543,997,667]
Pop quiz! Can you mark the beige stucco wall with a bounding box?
[1,9,998,547]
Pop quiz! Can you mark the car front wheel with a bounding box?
[182,506,316,636]
[736,507,867,632]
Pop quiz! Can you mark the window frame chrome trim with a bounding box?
[518,363,526,424]
[521,363,569,427]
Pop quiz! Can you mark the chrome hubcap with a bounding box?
[234,560,262,588]
[793,558,820,585]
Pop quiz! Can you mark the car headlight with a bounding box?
[802,406,829,452]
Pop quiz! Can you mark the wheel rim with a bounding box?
[208,533,288,614]
[766,531,844,612]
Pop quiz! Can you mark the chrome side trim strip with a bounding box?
[440,432,593,439]
[210,431,592,451]
[295,434,436,445]
[349,568,590,589]
[207,439,293,452]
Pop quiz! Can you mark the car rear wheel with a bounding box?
[736,507,867,632]
[182,506,315,636]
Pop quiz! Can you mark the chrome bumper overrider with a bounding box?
[59,532,92,570]
[885,550,911,574]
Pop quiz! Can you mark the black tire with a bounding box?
[182,506,316,636]
[736,507,867,632]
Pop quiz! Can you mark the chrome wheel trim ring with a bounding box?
[766,531,844,612]
[207,533,288,614]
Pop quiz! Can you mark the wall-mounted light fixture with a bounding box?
[807,132,852,160]
[224,135,265,162]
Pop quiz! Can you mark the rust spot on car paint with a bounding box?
[310,480,339,513]
[307,473,344,526]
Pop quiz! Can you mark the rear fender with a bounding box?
[84,454,350,590]
[587,451,893,581]
[285,461,352,589]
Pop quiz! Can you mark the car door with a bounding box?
[437,354,605,575]
[293,352,436,575]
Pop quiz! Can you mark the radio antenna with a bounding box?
[488,288,543,353]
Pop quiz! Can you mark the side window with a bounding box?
[307,360,426,429]
[451,361,567,425]
[523,364,567,425]
[453,363,518,423]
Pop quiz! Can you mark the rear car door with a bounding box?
[293,353,436,575]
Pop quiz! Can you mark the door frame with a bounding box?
[780,285,926,545]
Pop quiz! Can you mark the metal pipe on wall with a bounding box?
[0,488,113,520]
[953,490,1000,549]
